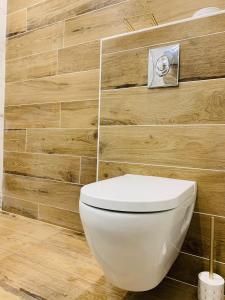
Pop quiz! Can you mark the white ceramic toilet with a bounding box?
[80,174,197,292]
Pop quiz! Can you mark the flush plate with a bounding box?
[148,44,180,88]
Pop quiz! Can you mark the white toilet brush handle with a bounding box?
[209,216,214,279]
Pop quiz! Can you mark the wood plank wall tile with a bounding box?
[99,126,225,170]
[64,0,154,47]
[102,31,225,90]
[58,41,100,74]
[5,103,60,129]
[5,70,99,106]
[3,196,38,219]
[61,100,98,128]
[4,0,225,293]
[4,174,81,212]
[169,252,225,287]
[26,129,97,157]
[27,0,124,31]
[102,7,225,54]
[4,130,26,152]
[99,12,225,289]
[80,157,97,184]
[4,152,80,183]
[183,213,225,263]
[147,0,225,24]
[98,161,225,217]
[7,0,43,14]
[6,22,63,60]
[6,50,58,82]
[39,205,83,232]
[7,9,27,37]
[101,79,225,125]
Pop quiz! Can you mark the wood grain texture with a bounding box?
[0,211,219,299]
[169,252,225,287]
[7,0,43,13]
[98,13,225,289]
[101,79,225,125]
[5,103,60,129]
[7,9,27,37]
[148,0,225,24]
[3,196,38,219]
[100,126,225,170]
[61,100,98,128]
[102,31,225,90]
[80,157,97,184]
[27,0,124,30]
[103,9,225,54]
[64,0,155,47]
[183,213,225,263]
[6,69,99,106]
[58,41,100,74]
[4,152,80,183]
[27,128,97,157]
[39,205,83,232]
[4,130,26,152]
[98,161,225,217]
[0,212,61,239]
[6,50,57,82]
[4,174,81,212]
[6,22,63,60]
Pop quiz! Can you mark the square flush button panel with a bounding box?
[148,44,180,88]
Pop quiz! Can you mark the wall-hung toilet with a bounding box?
[80,174,197,292]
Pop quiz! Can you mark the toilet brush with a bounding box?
[198,217,224,300]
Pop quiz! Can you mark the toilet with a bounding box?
[80,174,197,292]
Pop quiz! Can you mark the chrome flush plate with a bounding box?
[148,44,180,88]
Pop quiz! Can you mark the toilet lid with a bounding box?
[80,174,196,212]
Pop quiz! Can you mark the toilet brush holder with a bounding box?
[198,217,224,300]
[198,272,224,300]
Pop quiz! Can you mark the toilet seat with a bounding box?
[80,174,196,212]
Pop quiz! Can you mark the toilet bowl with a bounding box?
[80,174,197,292]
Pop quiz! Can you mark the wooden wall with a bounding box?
[4,0,225,232]
[99,12,225,289]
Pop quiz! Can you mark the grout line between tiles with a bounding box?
[7,0,128,41]
[101,76,225,93]
[7,0,47,16]
[6,68,99,85]
[4,172,84,186]
[102,28,225,56]
[6,127,98,130]
[101,9,225,42]
[194,211,225,220]
[0,209,80,235]
[6,38,100,63]
[5,98,98,107]
[98,159,225,173]
[96,39,103,181]
[3,194,80,214]
[4,150,97,158]
[4,150,97,160]
[166,276,197,288]
[180,251,225,265]
[100,124,225,127]
[7,7,27,17]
